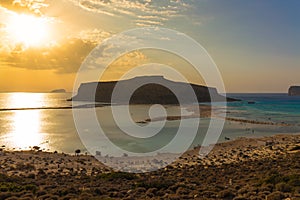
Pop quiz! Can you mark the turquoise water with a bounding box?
[226,93,300,125]
[0,92,299,155]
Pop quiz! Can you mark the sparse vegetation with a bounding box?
[75,149,81,156]
[0,135,299,199]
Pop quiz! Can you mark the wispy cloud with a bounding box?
[102,51,149,79]
[0,0,48,15]
[78,29,112,43]
[69,0,191,27]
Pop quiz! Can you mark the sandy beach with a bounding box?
[0,134,299,199]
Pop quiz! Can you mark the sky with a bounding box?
[0,0,299,93]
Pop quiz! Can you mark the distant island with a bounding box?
[51,89,66,93]
[288,86,300,96]
[71,76,238,104]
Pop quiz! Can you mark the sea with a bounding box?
[0,92,299,155]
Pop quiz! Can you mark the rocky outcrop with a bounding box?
[51,89,66,93]
[288,86,300,96]
[71,76,238,104]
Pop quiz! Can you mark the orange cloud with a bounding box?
[0,38,96,73]
[0,0,47,15]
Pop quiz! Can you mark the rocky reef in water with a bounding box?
[71,76,238,104]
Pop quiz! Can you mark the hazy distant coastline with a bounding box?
[50,89,66,93]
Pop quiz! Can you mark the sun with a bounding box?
[6,14,51,47]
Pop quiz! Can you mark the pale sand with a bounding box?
[177,133,300,167]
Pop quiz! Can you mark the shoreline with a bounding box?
[0,134,299,199]
[1,133,299,170]
[2,132,300,156]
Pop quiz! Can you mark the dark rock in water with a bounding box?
[288,86,300,96]
[51,89,66,93]
[70,76,239,104]
[248,101,255,104]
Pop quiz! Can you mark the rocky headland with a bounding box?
[289,86,300,96]
[71,76,238,104]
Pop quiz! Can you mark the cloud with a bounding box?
[102,50,149,80]
[0,0,211,77]
[0,28,148,75]
[0,1,113,74]
[68,0,191,27]
[78,29,112,43]
[134,19,163,27]
[0,0,48,15]
[0,1,112,73]
[0,38,97,73]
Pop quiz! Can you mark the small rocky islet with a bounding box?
[288,86,300,96]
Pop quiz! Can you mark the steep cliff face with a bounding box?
[71,76,237,104]
[288,86,300,96]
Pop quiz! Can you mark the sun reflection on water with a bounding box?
[8,93,46,109]
[7,93,46,149]
[11,110,43,148]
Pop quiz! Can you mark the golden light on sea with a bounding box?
[7,93,46,149]
[11,110,43,148]
[8,93,46,109]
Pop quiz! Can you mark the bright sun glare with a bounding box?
[6,14,50,47]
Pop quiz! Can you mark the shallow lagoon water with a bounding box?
[0,93,299,155]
